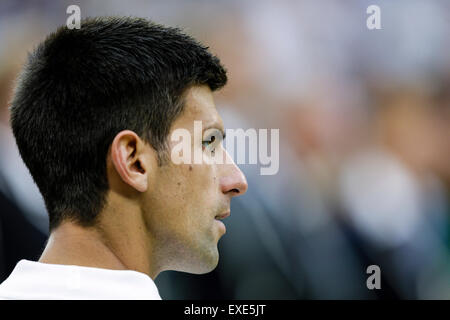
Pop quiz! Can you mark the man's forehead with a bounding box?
[182,85,224,130]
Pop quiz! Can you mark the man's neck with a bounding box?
[39,222,142,276]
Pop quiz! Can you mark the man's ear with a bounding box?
[109,130,152,193]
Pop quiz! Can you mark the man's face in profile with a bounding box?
[141,85,247,274]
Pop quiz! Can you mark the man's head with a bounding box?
[10,17,247,275]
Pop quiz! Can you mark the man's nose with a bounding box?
[220,153,248,197]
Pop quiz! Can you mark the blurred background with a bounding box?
[1,0,450,299]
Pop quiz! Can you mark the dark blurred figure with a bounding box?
[0,173,47,283]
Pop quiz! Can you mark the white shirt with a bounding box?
[0,260,161,300]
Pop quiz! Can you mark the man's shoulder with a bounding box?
[0,260,161,300]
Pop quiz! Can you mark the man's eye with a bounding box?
[202,136,216,150]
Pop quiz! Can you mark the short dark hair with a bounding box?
[10,16,227,231]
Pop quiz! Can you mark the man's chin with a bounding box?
[182,248,220,274]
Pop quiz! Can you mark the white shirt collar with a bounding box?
[0,260,161,300]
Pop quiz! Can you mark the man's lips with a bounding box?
[215,211,230,220]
